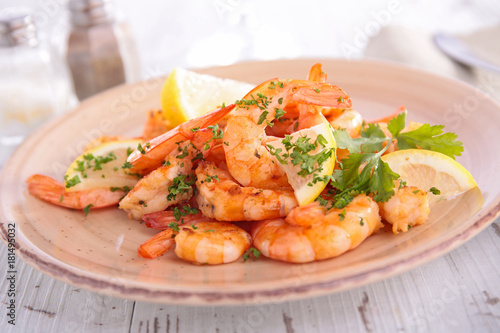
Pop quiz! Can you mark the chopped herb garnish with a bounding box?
[59,195,64,202]
[338,209,346,221]
[313,88,321,93]
[208,124,223,140]
[168,222,180,233]
[110,186,132,193]
[204,174,219,183]
[257,110,269,125]
[121,161,133,169]
[137,143,146,154]
[173,205,199,222]
[167,175,195,201]
[83,204,93,216]
[243,247,261,262]
[429,187,441,195]
[192,224,198,230]
[360,217,364,226]
[65,175,81,188]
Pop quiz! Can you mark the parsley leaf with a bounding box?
[243,248,261,262]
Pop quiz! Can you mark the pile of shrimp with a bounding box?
[26,64,430,265]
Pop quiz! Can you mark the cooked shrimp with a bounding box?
[26,174,126,210]
[119,127,218,220]
[195,160,298,221]
[119,145,195,220]
[378,184,430,234]
[128,103,235,174]
[251,194,383,263]
[138,221,252,264]
[223,79,351,190]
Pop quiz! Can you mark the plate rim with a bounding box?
[1,58,500,305]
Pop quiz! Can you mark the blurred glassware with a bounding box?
[0,7,76,147]
[66,0,140,100]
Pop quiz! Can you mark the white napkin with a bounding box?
[363,25,500,102]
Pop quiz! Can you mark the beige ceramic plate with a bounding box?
[0,59,498,305]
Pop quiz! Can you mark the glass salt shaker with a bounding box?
[0,7,75,147]
[66,0,140,100]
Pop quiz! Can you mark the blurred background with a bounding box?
[0,0,499,150]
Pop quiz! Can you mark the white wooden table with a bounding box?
[2,1,500,332]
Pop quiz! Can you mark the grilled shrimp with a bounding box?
[128,103,235,174]
[138,221,252,264]
[195,160,298,221]
[378,184,430,234]
[223,78,351,190]
[251,194,383,263]
[26,174,126,210]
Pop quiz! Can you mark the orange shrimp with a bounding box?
[26,174,125,210]
[128,103,235,174]
[223,79,351,190]
[251,194,383,263]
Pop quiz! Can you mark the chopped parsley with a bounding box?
[173,204,199,222]
[208,124,223,140]
[137,143,146,154]
[110,186,132,193]
[65,175,81,188]
[168,222,180,233]
[267,133,334,182]
[83,204,93,216]
[429,187,441,195]
[204,174,219,183]
[243,248,261,262]
[121,161,133,169]
[338,209,346,221]
[167,175,195,201]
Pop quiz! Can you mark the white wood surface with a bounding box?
[2,1,500,332]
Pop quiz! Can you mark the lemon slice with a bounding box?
[161,67,254,127]
[381,149,478,204]
[64,139,143,192]
[267,120,337,205]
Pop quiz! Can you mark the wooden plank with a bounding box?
[0,248,134,333]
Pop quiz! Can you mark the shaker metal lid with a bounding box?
[68,0,115,27]
[0,7,37,47]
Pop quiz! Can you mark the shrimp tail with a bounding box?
[290,83,352,109]
[307,63,327,83]
[128,103,235,174]
[138,229,176,258]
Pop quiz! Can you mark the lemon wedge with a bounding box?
[64,139,143,192]
[381,149,478,204]
[267,120,337,206]
[161,67,254,127]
